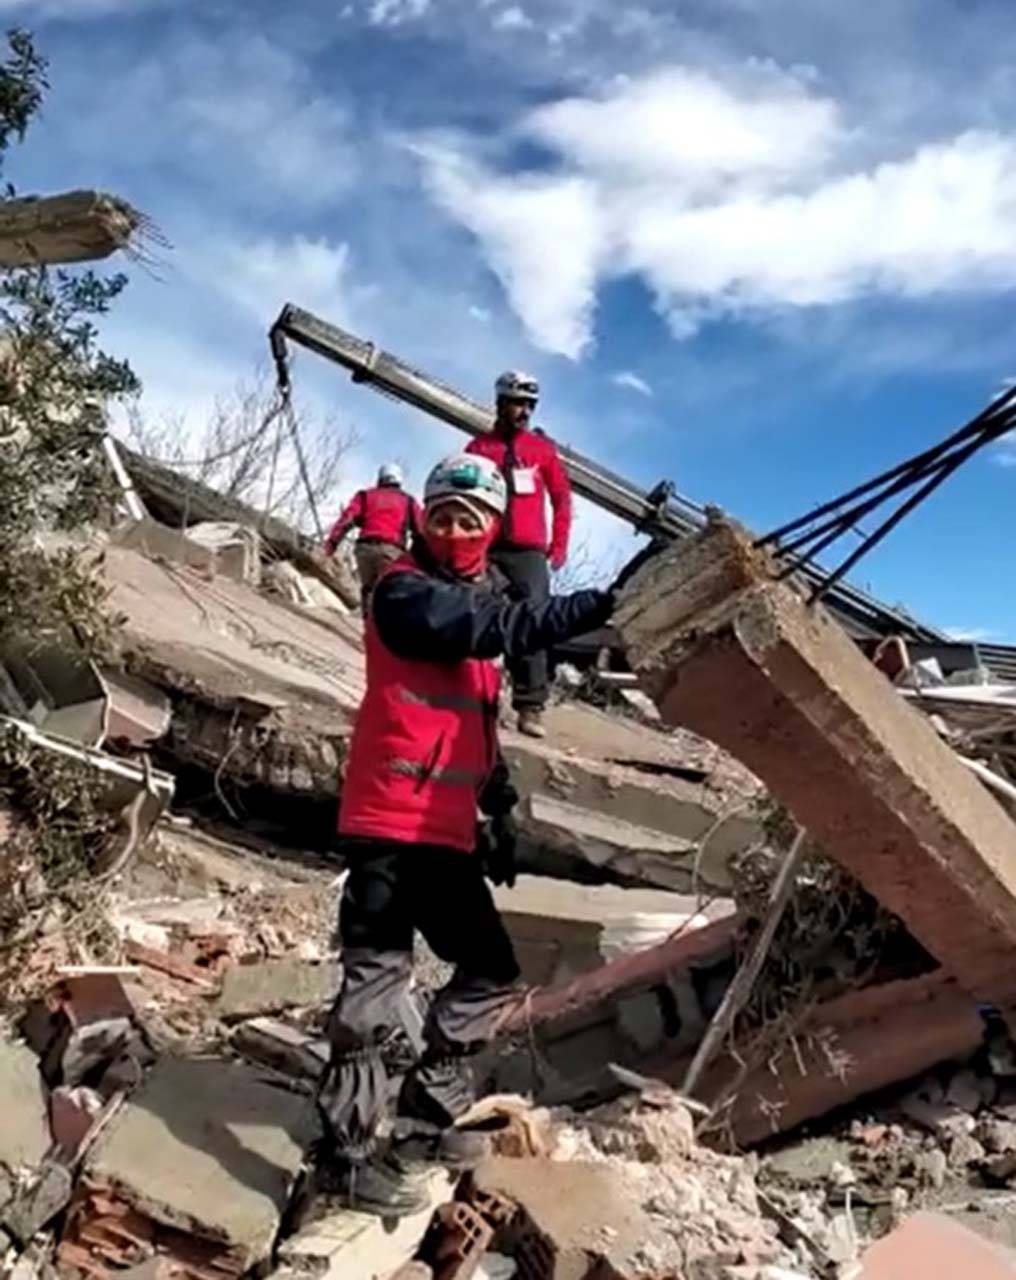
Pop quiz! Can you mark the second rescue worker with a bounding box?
[466,372,571,739]
[323,463,423,612]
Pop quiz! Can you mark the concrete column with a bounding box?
[616,518,1016,1010]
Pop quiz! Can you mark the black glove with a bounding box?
[476,812,517,888]
[478,758,519,819]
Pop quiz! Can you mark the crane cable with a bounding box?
[757,382,1016,604]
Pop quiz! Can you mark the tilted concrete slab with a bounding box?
[104,545,763,890]
[84,1056,317,1269]
[616,519,1016,1010]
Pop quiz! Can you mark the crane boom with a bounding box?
[270,302,947,645]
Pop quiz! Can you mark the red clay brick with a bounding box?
[417,1202,493,1280]
[860,1211,1016,1279]
[122,942,217,990]
[50,972,136,1027]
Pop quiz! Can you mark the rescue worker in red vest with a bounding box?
[323,463,423,612]
[465,371,572,740]
[317,452,613,1217]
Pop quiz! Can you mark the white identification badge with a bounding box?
[512,467,537,495]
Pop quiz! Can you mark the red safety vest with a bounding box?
[465,430,572,561]
[338,557,501,852]
[359,488,416,544]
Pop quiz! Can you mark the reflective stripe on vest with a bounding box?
[398,687,495,713]
[388,758,486,787]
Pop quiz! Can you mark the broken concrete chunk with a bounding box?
[2,1160,74,1245]
[0,1041,50,1175]
[231,1017,329,1079]
[84,1056,318,1269]
[218,958,340,1022]
[948,1132,986,1168]
[0,190,139,266]
[468,1157,652,1278]
[901,1092,978,1140]
[948,1068,991,1114]
[765,1138,854,1185]
[280,1168,449,1278]
[979,1119,1016,1155]
[915,1147,948,1190]
[982,1152,1016,1184]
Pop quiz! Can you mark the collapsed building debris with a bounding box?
[99,541,762,890]
[119,448,359,611]
[11,367,1016,1277]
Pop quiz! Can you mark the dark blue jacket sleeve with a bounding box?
[372,571,612,665]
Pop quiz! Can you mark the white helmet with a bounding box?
[424,453,507,517]
[495,370,539,403]
[377,462,404,488]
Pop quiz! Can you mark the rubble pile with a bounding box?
[12,448,1016,1277]
[545,1093,792,1277]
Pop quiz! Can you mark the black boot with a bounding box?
[322,1151,429,1218]
[390,1117,491,1171]
[397,1050,476,1129]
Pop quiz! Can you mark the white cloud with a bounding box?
[528,67,840,189]
[492,6,534,30]
[368,0,431,24]
[468,304,492,322]
[416,66,1016,355]
[612,370,653,396]
[213,235,354,322]
[415,141,608,358]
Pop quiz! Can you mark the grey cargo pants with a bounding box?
[317,840,521,1160]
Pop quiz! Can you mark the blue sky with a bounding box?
[11,0,1016,638]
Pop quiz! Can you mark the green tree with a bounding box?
[0,27,138,656]
[0,29,139,995]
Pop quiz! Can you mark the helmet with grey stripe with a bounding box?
[424,453,507,517]
[495,370,539,403]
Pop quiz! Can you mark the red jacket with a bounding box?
[466,429,571,564]
[338,556,501,852]
[324,487,422,553]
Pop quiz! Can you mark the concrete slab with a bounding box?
[231,1018,329,1080]
[493,873,727,987]
[617,519,1016,1009]
[218,959,340,1022]
[85,1056,318,1268]
[0,1040,50,1174]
